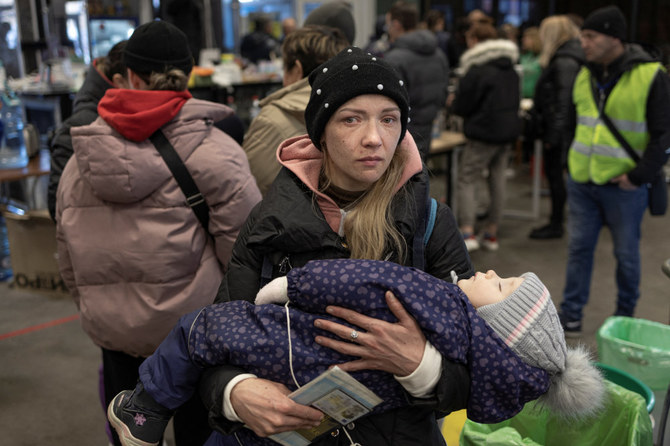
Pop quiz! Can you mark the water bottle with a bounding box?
[0,85,28,169]
[0,215,12,282]
[249,95,261,121]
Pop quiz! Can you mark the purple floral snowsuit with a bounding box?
[140,259,549,444]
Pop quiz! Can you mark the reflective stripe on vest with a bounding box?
[568,62,660,184]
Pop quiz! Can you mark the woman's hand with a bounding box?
[314,291,426,377]
[230,378,323,437]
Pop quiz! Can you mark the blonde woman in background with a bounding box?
[528,16,584,239]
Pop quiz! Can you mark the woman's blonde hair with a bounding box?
[320,143,409,262]
[136,68,189,91]
[538,15,580,68]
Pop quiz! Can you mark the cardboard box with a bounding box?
[3,209,69,296]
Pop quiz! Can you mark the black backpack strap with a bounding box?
[412,179,437,271]
[599,112,641,163]
[588,75,640,163]
[424,198,438,246]
[260,255,274,288]
[149,129,210,230]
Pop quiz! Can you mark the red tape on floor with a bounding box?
[0,313,80,341]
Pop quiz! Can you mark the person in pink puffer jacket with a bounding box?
[55,21,261,446]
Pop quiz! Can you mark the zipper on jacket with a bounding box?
[598,88,606,113]
[278,255,292,274]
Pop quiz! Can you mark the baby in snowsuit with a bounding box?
[108,259,604,446]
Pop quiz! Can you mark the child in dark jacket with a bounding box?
[108,259,604,446]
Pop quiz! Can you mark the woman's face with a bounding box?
[521,34,534,51]
[321,94,402,191]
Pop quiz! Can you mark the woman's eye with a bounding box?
[344,117,357,124]
[382,117,397,124]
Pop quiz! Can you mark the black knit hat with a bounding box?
[305,46,410,150]
[582,5,627,41]
[124,20,194,76]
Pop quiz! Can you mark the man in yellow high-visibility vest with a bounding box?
[559,5,670,336]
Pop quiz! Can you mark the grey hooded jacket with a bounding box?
[384,29,449,158]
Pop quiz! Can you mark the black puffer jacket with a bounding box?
[453,39,521,143]
[384,29,449,157]
[48,59,113,220]
[216,168,473,304]
[533,38,584,151]
[201,135,474,446]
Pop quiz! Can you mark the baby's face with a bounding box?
[458,270,524,308]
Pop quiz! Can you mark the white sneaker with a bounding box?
[481,234,499,251]
[463,235,480,252]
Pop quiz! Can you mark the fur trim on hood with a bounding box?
[458,39,519,75]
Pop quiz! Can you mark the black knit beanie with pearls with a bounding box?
[305,46,410,150]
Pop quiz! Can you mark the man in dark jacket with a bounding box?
[383,1,449,160]
[47,40,128,221]
[452,22,520,252]
[240,16,280,64]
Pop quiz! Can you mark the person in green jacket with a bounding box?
[520,26,541,99]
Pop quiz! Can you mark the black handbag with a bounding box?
[599,112,668,216]
[647,171,668,216]
[149,129,210,229]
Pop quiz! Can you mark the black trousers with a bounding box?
[102,348,212,446]
[542,143,567,225]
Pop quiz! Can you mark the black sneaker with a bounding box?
[529,223,563,239]
[108,387,172,446]
[559,313,582,338]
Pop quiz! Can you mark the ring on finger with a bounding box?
[350,330,359,340]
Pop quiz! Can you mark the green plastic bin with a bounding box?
[597,316,670,392]
[460,379,653,446]
[596,362,655,413]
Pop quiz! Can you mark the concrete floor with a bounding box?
[1,164,669,446]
